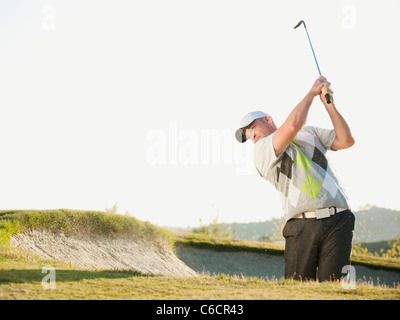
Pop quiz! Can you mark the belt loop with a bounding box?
[302,212,306,219]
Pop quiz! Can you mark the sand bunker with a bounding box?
[10,229,196,277]
[9,229,400,286]
[176,246,400,287]
[176,245,284,279]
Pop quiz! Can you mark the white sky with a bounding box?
[0,0,399,227]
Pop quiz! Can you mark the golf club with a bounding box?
[294,20,331,104]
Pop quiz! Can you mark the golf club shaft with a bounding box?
[296,21,331,104]
[304,26,331,104]
[304,27,321,76]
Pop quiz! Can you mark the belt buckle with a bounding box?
[316,207,331,219]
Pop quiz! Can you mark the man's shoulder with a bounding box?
[253,138,279,179]
[255,134,273,147]
[254,134,275,157]
[253,133,281,173]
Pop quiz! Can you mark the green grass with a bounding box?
[1,209,400,300]
[173,232,285,255]
[0,209,173,247]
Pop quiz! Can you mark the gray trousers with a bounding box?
[282,209,355,281]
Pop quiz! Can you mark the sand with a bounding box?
[10,229,196,277]
[176,245,284,279]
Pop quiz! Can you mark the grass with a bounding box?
[1,257,400,300]
[0,209,173,247]
[173,232,285,255]
[1,209,400,300]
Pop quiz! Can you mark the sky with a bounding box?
[0,0,399,228]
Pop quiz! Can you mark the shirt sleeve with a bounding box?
[310,126,337,151]
[253,134,281,177]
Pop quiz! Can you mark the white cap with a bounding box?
[235,111,270,143]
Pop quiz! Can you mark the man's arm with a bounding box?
[272,76,328,156]
[320,85,355,151]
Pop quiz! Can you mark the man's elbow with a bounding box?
[346,136,355,148]
[331,135,355,151]
[350,137,355,147]
[341,136,355,149]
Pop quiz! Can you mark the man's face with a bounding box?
[244,116,277,144]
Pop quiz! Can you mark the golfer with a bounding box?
[235,76,355,281]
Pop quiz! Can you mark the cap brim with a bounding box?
[235,111,269,143]
[235,128,247,143]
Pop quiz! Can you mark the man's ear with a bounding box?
[264,116,272,124]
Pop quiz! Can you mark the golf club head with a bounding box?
[294,20,305,29]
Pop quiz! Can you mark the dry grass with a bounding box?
[1,255,399,300]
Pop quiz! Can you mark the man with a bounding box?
[235,76,355,281]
